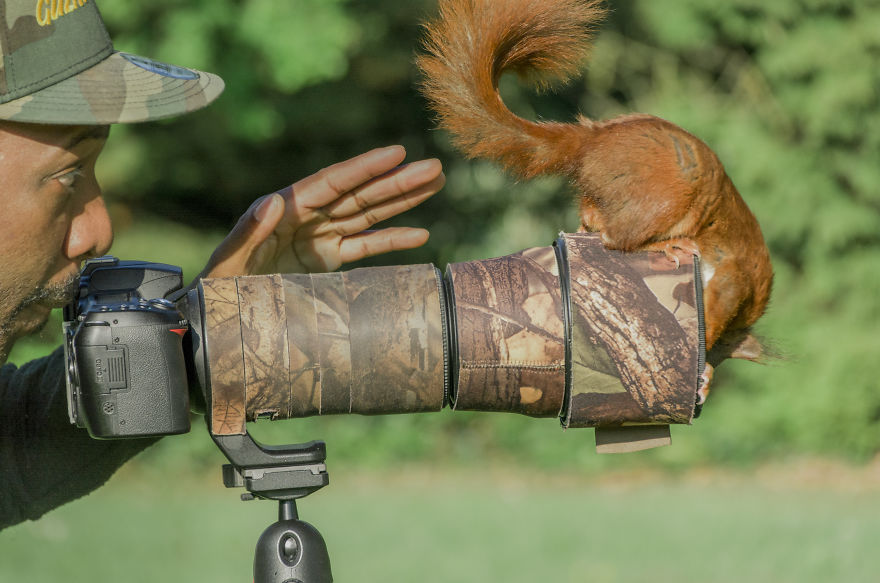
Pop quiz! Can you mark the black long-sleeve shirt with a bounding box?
[0,347,156,530]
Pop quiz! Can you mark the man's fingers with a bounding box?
[321,158,444,219]
[290,145,408,208]
[328,176,443,235]
[338,228,430,264]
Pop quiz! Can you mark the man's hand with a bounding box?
[201,146,444,278]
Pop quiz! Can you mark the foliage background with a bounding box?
[11,0,880,471]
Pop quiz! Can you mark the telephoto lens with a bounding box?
[188,233,705,439]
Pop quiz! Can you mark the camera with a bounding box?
[64,233,705,442]
[63,256,191,438]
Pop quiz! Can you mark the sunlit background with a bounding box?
[3,1,879,581]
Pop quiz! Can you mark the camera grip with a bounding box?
[74,319,190,438]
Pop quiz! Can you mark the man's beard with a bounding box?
[16,274,80,314]
[0,274,80,363]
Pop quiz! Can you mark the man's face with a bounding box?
[0,121,113,362]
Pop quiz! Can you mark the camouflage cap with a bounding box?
[0,0,224,124]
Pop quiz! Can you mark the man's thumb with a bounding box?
[201,193,284,278]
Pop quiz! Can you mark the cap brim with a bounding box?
[0,51,224,125]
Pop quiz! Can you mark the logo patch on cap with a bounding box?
[120,53,199,80]
[36,0,90,27]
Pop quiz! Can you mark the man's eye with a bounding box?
[56,167,84,190]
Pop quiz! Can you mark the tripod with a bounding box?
[212,429,333,582]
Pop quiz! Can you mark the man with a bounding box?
[0,0,444,529]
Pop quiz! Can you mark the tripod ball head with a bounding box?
[254,501,332,583]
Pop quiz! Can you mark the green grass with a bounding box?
[1,461,877,582]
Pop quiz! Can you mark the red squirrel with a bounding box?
[417,0,774,400]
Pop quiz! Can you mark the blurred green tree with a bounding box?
[11,0,880,465]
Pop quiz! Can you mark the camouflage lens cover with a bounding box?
[198,233,704,437]
[446,246,566,417]
[200,265,446,435]
[561,233,704,428]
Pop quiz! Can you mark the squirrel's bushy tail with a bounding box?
[417,0,606,179]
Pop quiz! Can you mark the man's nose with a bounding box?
[64,193,114,261]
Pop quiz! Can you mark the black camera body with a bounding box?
[64,257,191,439]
